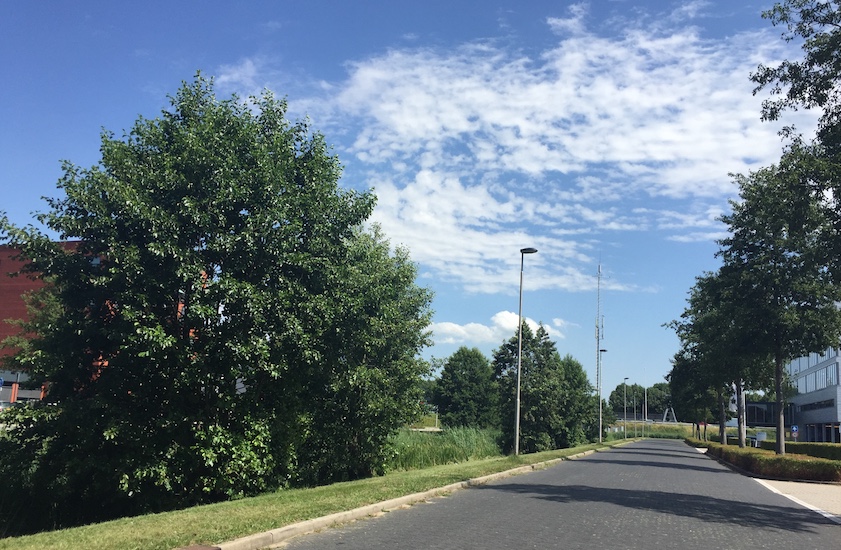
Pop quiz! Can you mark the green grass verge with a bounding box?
[0,442,613,550]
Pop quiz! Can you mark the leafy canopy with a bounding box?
[0,75,432,534]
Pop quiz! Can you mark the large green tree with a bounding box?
[666,348,718,436]
[669,269,773,446]
[433,347,498,429]
[645,382,671,418]
[752,1,841,280]
[608,382,645,419]
[717,144,841,454]
[493,324,596,453]
[0,75,432,533]
[607,382,670,420]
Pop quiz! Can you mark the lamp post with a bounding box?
[598,349,607,443]
[515,246,538,456]
[623,377,629,439]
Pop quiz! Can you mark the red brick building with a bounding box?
[0,243,77,404]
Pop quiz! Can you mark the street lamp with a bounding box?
[623,377,629,439]
[515,246,538,456]
[598,349,607,443]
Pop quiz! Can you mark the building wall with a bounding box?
[0,243,77,404]
[0,245,44,358]
[787,348,841,442]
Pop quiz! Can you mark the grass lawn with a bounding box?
[0,442,615,550]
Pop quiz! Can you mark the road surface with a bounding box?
[280,439,838,549]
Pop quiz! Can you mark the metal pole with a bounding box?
[515,254,524,456]
[599,348,607,442]
[515,247,537,456]
[596,264,602,443]
[623,377,628,438]
[598,349,606,443]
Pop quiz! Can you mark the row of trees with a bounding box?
[429,324,599,453]
[0,76,433,535]
[668,1,841,454]
[606,382,671,420]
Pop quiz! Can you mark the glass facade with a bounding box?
[789,348,839,395]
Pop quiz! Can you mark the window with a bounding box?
[827,364,838,387]
[817,368,827,391]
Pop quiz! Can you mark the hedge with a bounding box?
[758,441,841,461]
[686,438,841,482]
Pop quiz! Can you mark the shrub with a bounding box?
[759,441,841,460]
[689,439,841,482]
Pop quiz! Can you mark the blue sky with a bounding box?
[1,1,818,401]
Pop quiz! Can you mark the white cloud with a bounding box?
[215,4,817,298]
[547,3,589,36]
[216,58,263,96]
[332,28,799,199]
[430,310,564,346]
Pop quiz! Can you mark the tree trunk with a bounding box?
[718,389,727,445]
[775,350,786,455]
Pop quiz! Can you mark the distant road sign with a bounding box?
[791,425,799,433]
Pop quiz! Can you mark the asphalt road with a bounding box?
[279,439,838,549]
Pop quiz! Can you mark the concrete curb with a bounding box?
[203,447,610,550]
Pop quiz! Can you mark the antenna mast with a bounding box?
[596,264,603,443]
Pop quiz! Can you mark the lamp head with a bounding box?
[520,247,538,254]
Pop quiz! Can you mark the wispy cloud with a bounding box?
[214,3,816,297]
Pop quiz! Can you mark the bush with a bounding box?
[688,438,841,482]
[759,441,841,460]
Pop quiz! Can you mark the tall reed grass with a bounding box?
[386,427,502,472]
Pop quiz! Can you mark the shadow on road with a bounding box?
[470,440,833,533]
[579,456,728,475]
[476,481,832,533]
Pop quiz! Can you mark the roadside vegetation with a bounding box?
[686,438,841,482]
[668,0,841,455]
[387,428,502,471]
[0,438,614,550]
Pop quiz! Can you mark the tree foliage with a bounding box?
[433,347,499,429]
[669,142,841,453]
[752,0,841,151]
[666,349,718,426]
[752,1,841,280]
[0,75,432,534]
[646,382,671,417]
[668,267,775,445]
[493,324,596,453]
[606,382,669,419]
[717,144,841,453]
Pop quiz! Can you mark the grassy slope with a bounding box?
[0,443,610,550]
